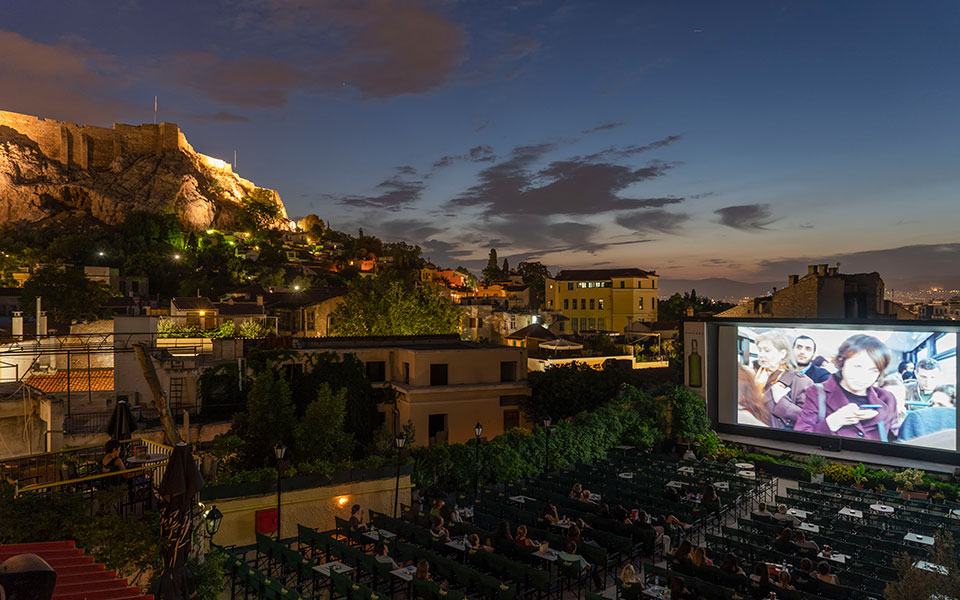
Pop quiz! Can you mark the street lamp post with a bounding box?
[393,432,407,518]
[274,442,286,541]
[204,505,223,543]
[543,416,552,474]
[474,422,483,497]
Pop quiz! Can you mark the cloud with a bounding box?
[394,165,417,176]
[474,120,490,132]
[584,135,682,161]
[714,203,777,230]
[432,145,496,169]
[616,209,690,234]
[161,0,465,106]
[449,140,679,216]
[581,122,625,134]
[0,30,135,124]
[331,173,425,211]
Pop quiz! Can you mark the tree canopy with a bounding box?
[20,265,115,323]
[330,273,463,336]
[657,290,734,321]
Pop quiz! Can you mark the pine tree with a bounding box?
[482,248,501,282]
[501,258,510,275]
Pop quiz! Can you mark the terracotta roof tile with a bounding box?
[26,368,114,392]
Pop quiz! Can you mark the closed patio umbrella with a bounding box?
[105,399,137,442]
[157,442,205,599]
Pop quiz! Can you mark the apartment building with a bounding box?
[544,268,659,334]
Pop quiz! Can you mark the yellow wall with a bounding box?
[207,474,411,547]
[545,274,658,333]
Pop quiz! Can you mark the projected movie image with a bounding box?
[736,326,957,451]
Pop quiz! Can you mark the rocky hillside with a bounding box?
[0,117,288,231]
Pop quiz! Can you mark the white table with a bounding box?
[738,470,756,480]
[677,466,695,475]
[532,549,559,562]
[787,508,809,520]
[915,560,948,574]
[817,552,848,565]
[314,561,354,577]
[870,504,894,514]
[904,533,935,546]
[666,480,684,489]
[798,522,820,533]
[613,445,636,451]
[551,520,572,529]
[641,585,669,599]
[950,508,960,520]
[734,462,754,470]
[508,495,537,504]
[838,507,863,519]
[589,492,601,502]
[445,539,468,552]
[391,566,416,581]
[713,481,730,490]
[364,529,396,542]
[618,472,634,480]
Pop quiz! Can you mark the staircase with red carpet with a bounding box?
[0,541,152,600]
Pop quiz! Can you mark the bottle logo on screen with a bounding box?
[688,338,702,388]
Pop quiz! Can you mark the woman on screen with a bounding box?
[752,331,813,429]
[738,365,769,426]
[793,334,897,440]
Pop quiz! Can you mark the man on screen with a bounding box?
[904,358,942,408]
[793,335,831,384]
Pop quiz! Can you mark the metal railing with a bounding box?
[1,438,175,493]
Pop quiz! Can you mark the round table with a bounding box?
[734,462,755,470]
[870,503,894,514]
[126,453,167,466]
[618,472,634,479]
[738,470,756,479]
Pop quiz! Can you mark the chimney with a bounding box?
[12,311,22,338]
[827,267,838,276]
[788,275,799,286]
[819,263,829,275]
[807,265,817,275]
[36,297,42,340]
[256,295,264,306]
[38,311,47,337]
[685,306,694,317]
[772,287,777,294]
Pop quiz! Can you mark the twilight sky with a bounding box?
[2,0,959,286]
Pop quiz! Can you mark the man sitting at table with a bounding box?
[373,542,400,568]
[772,504,800,526]
[558,542,603,589]
[793,530,819,552]
[429,516,450,543]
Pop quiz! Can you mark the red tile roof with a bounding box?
[26,369,114,392]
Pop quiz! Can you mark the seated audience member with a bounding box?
[701,485,721,511]
[439,501,462,524]
[566,524,582,545]
[569,483,583,499]
[772,504,800,526]
[374,542,399,568]
[749,561,772,599]
[793,530,819,552]
[719,553,745,576]
[515,524,536,547]
[671,539,693,563]
[429,517,450,543]
[538,504,560,525]
[613,505,632,525]
[349,504,368,531]
[579,489,596,504]
[493,521,514,545]
[558,542,603,589]
[414,559,433,582]
[777,570,796,590]
[793,559,817,590]
[669,576,696,600]
[774,528,795,553]
[690,546,712,567]
[816,561,839,585]
[429,499,445,519]
[754,501,770,517]
[101,440,134,481]
[619,564,640,585]
[596,504,611,519]
[466,533,493,552]
[575,518,592,530]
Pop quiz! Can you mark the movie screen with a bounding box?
[735,326,957,451]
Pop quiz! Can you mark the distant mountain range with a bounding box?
[659,278,780,301]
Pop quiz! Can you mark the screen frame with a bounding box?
[692,316,960,464]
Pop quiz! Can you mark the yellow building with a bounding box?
[544,268,659,334]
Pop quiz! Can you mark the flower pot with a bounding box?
[897,488,929,501]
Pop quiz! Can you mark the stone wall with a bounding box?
[0,109,186,170]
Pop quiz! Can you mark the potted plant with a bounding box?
[893,468,928,500]
[805,453,827,483]
[875,483,886,494]
[850,463,867,488]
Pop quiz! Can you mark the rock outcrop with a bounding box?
[0,110,288,231]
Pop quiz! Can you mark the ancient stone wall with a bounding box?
[0,109,185,170]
